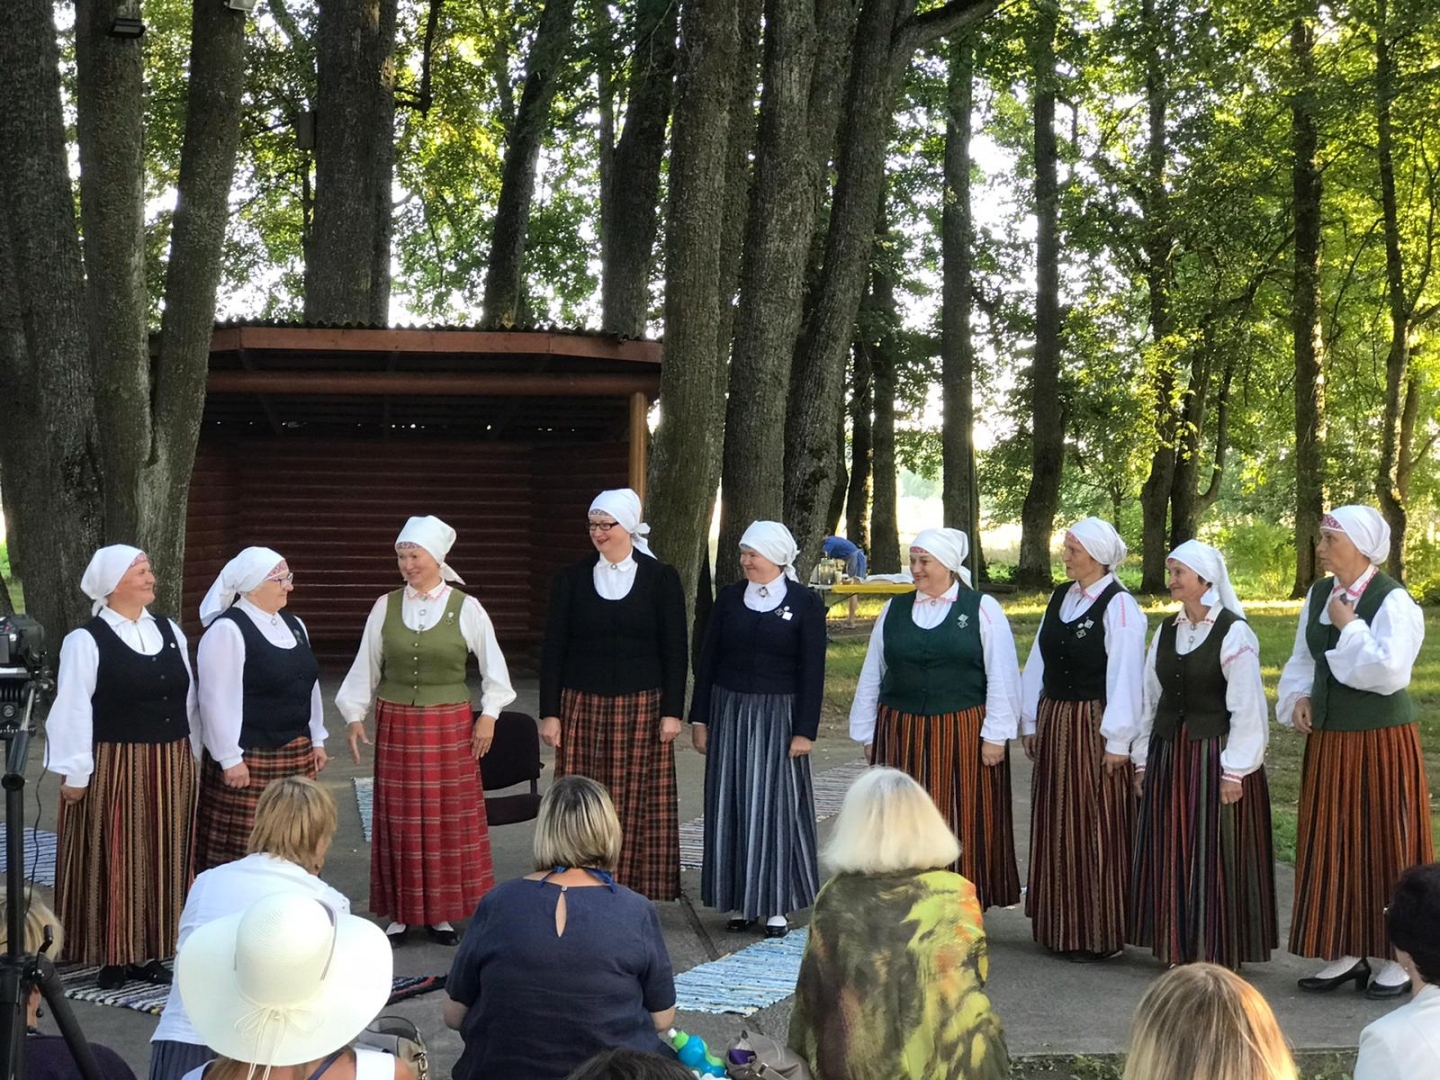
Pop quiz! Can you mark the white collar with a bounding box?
[98,605,155,628]
[599,554,636,573]
[916,581,961,604]
[405,582,449,602]
[1070,572,1115,601]
[1174,602,1221,629]
[745,574,786,600]
[1333,563,1378,599]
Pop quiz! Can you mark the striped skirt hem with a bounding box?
[194,736,316,873]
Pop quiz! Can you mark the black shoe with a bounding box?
[127,960,172,986]
[426,925,460,946]
[1298,959,1370,993]
[1366,978,1412,1000]
[726,918,757,933]
[386,927,409,949]
[96,965,127,991]
[1066,949,1123,964]
[764,923,789,939]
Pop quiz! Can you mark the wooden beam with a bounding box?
[207,371,661,397]
[210,326,663,364]
[629,391,649,499]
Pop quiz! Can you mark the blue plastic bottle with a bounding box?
[665,1030,727,1077]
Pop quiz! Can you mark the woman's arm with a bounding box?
[335,596,389,725]
[196,620,248,768]
[1218,620,1267,782]
[977,595,1021,745]
[1325,587,1424,695]
[650,1006,676,1032]
[442,997,467,1030]
[46,629,99,790]
[792,592,827,743]
[848,603,891,747]
[689,587,727,726]
[1275,589,1317,728]
[656,564,689,720]
[1098,593,1148,754]
[461,596,518,717]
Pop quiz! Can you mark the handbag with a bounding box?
[724,1030,813,1080]
[354,1015,429,1080]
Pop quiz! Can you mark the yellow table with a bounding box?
[824,580,916,627]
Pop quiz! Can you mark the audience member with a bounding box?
[565,1049,692,1080]
[822,536,867,580]
[1353,862,1440,1079]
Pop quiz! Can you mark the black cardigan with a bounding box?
[689,581,826,741]
[539,552,688,718]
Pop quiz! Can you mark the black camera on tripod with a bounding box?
[0,617,46,731]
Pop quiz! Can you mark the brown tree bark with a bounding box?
[846,345,874,551]
[864,251,901,574]
[306,0,398,325]
[1017,0,1063,591]
[1290,9,1325,597]
[941,31,977,545]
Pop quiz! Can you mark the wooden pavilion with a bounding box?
[182,323,660,666]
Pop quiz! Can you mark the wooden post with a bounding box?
[629,392,649,499]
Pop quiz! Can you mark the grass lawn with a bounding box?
[823,592,1440,863]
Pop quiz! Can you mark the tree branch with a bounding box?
[267,0,317,99]
[895,0,999,59]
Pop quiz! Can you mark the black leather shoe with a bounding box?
[96,965,127,991]
[1366,978,1412,1000]
[1066,949,1123,964]
[726,918,757,933]
[426,925,460,946]
[1298,959,1370,993]
[764,923,789,939]
[127,960,172,985]
[386,927,409,949]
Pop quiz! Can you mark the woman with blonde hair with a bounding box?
[149,777,349,1080]
[1123,963,1297,1080]
[789,767,1008,1080]
[445,775,677,1080]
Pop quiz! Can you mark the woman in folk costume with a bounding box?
[539,488,687,901]
[46,545,201,991]
[848,527,1022,910]
[193,547,328,873]
[1130,540,1277,969]
[337,515,516,947]
[691,521,825,938]
[1020,517,1146,962]
[1276,505,1433,999]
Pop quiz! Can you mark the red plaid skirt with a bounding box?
[371,699,493,924]
[194,737,317,873]
[555,688,679,901]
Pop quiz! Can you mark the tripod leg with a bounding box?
[32,957,105,1080]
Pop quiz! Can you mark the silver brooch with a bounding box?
[957,613,970,629]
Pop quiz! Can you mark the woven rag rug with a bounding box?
[674,928,810,1016]
[62,961,445,1016]
[0,824,58,886]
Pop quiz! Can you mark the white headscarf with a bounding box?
[80,545,148,616]
[910,528,972,588]
[1167,539,1244,617]
[395,515,465,584]
[199,547,287,627]
[1067,517,1128,570]
[1321,505,1391,566]
[589,488,653,558]
[739,521,800,582]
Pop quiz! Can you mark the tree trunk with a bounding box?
[600,0,678,337]
[645,0,742,610]
[1290,9,1325,597]
[942,31,978,550]
[866,260,900,573]
[306,0,398,325]
[826,413,850,537]
[1168,354,1212,548]
[1372,0,1410,580]
[846,346,874,550]
[1016,0,1063,591]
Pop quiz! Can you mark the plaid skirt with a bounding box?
[874,704,1021,910]
[372,699,493,924]
[1026,696,1134,954]
[194,737,317,873]
[555,688,679,901]
[1289,723,1434,960]
[56,738,196,966]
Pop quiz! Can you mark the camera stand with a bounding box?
[0,678,103,1080]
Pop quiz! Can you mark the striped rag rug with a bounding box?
[680,758,867,871]
[674,928,810,1016]
[355,777,375,842]
[0,824,58,886]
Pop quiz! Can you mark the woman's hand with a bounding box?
[313,746,329,774]
[348,721,371,764]
[659,716,682,743]
[1220,778,1244,805]
[1293,696,1313,734]
[222,762,252,789]
[60,784,86,805]
[789,735,813,759]
[1132,769,1145,799]
[1327,593,1355,631]
[863,743,874,764]
[980,740,1005,767]
[1021,734,1037,761]
[540,715,561,748]
[691,724,708,755]
[1103,751,1130,776]
[471,714,496,759]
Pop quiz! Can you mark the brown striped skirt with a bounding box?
[555,687,679,901]
[56,738,196,967]
[1026,696,1134,954]
[873,704,1021,910]
[194,736,317,873]
[1129,732,1277,968]
[1289,723,1434,960]
[372,699,493,924]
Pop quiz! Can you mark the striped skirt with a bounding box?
[194,736,317,873]
[371,699,493,924]
[1129,732,1277,968]
[700,687,820,920]
[873,704,1021,910]
[1026,696,1134,954]
[55,738,196,967]
[1289,723,1434,960]
[556,687,679,901]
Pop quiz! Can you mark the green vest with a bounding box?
[1152,607,1239,743]
[879,589,987,717]
[1305,572,1416,732]
[376,588,471,707]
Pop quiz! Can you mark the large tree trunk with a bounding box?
[865,253,901,573]
[846,346,874,550]
[1290,9,1325,597]
[599,0,678,337]
[306,0,398,325]
[1168,354,1212,548]
[1016,0,1063,591]
[783,0,997,578]
[941,31,977,546]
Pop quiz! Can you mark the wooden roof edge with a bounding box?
[208,325,662,364]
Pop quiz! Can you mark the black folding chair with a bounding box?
[478,710,544,826]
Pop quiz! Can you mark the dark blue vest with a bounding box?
[214,607,319,750]
[85,615,191,744]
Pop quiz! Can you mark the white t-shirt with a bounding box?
[180,1048,395,1080]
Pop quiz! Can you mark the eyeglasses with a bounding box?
[587,521,621,533]
[265,573,295,585]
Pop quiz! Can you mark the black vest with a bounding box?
[214,607,319,750]
[1038,580,1124,702]
[1152,607,1241,743]
[85,615,191,744]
